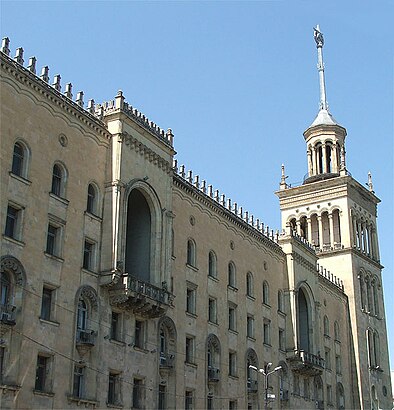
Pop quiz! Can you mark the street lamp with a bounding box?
[249,363,282,410]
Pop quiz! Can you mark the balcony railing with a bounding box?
[160,353,175,368]
[208,367,220,382]
[0,304,16,325]
[247,379,258,393]
[287,350,325,376]
[76,329,96,346]
[128,276,172,305]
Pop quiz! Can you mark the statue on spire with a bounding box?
[314,25,324,48]
[314,25,328,111]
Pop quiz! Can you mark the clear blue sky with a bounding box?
[2,0,393,368]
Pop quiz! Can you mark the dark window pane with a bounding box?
[12,143,24,176]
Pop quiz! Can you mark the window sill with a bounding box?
[228,329,238,335]
[186,263,198,272]
[44,252,64,263]
[185,361,197,369]
[49,192,69,206]
[324,334,331,339]
[81,268,99,277]
[262,303,271,309]
[277,310,286,317]
[84,211,102,221]
[9,172,32,185]
[186,311,197,318]
[67,396,99,406]
[110,339,126,347]
[39,318,60,327]
[133,346,148,353]
[2,235,25,247]
[208,320,218,327]
[208,275,219,282]
[33,389,55,397]
[227,285,238,292]
[263,342,272,348]
[0,383,21,393]
[247,336,256,342]
[106,402,123,409]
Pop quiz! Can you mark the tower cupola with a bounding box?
[303,25,348,184]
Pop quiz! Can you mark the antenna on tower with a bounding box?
[313,25,328,111]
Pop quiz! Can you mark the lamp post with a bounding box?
[249,363,282,410]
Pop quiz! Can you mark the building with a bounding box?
[0,27,392,410]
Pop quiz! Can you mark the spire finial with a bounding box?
[280,164,288,190]
[313,25,328,111]
[367,171,375,193]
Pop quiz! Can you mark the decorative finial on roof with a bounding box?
[367,171,375,193]
[27,57,36,74]
[14,47,24,65]
[1,37,10,55]
[313,25,328,111]
[280,164,288,190]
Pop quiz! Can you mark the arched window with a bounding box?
[277,290,284,313]
[366,276,372,313]
[246,272,254,297]
[332,209,341,245]
[323,315,329,337]
[0,271,11,306]
[75,287,98,345]
[262,281,269,305]
[336,383,345,409]
[298,287,310,351]
[310,214,319,247]
[207,334,221,380]
[300,216,308,240]
[334,321,340,342]
[125,190,152,282]
[208,251,217,278]
[228,262,236,288]
[359,272,366,310]
[158,316,176,368]
[246,348,259,393]
[51,163,67,197]
[77,299,87,331]
[289,218,297,234]
[371,385,379,410]
[86,183,98,215]
[313,376,323,404]
[325,142,332,173]
[187,239,196,267]
[316,143,323,174]
[278,363,288,400]
[12,141,28,177]
[372,278,379,317]
[321,211,330,247]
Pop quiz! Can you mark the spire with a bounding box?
[314,25,327,111]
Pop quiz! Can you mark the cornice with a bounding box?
[0,51,111,142]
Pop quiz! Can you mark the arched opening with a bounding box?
[0,271,11,307]
[325,143,332,173]
[332,209,341,245]
[314,376,324,405]
[316,144,323,174]
[298,288,310,351]
[51,163,67,197]
[87,183,99,215]
[207,334,221,381]
[187,239,196,267]
[323,315,329,336]
[246,272,254,297]
[289,218,296,234]
[300,216,308,240]
[208,251,217,278]
[77,299,88,331]
[321,211,330,247]
[310,214,319,247]
[277,290,284,312]
[336,382,345,409]
[246,348,258,389]
[262,281,269,305]
[125,189,152,282]
[228,262,236,287]
[12,141,26,177]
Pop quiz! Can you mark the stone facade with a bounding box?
[0,35,392,410]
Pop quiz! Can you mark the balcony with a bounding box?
[280,389,289,401]
[0,304,16,336]
[108,275,174,319]
[247,379,258,393]
[287,350,325,376]
[160,353,175,368]
[76,329,96,357]
[208,367,220,382]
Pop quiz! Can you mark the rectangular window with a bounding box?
[229,400,237,410]
[279,328,285,351]
[207,395,213,410]
[108,372,121,405]
[135,320,144,349]
[158,384,166,410]
[35,355,50,392]
[185,336,194,364]
[263,320,271,345]
[40,287,53,321]
[327,384,333,405]
[247,315,254,338]
[46,223,60,256]
[83,240,95,271]
[208,298,217,323]
[229,351,237,376]
[0,347,4,383]
[325,348,331,370]
[73,365,85,398]
[185,390,193,410]
[5,205,21,240]
[111,311,121,341]
[335,354,341,374]
[294,374,300,395]
[303,379,309,398]
[186,285,196,315]
[133,378,143,409]
[229,306,236,331]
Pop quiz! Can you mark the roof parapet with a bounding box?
[316,263,344,291]
[173,159,280,244]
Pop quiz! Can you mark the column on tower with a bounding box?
[307,149,313,176]
[351,212,357,247]
[307,217,312,243]
[317,215,323,250]
[332,143,338,173]
[312,147,317,176]
[328,213,335,248]
[322,143,327,173]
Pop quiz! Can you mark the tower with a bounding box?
[276,26,392,409]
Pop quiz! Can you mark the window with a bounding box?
[0,347,4,384]
[135,320,144,349]
[335,355,341,374]
[228,262,236,288]
[187,239,196,267]
[325,348,331,370]
[334,321,340,342]
[83,239,96,271]
[303,378,309,398]
[229,351,237,376]
[40,287,54,321]
[263,319,271,345]
[185,390,193,410]
[294,374,300,395]
[108,372,121,405]
[277,290,284,313]
[0,272,11,307]
[367,328,380,368]
[207,394,213,410]
[51,163,67,197]
[73,365,85,398]
[5,204,22,240]
[86,183,98,214]
[327,384,333,405]
[247,315,254,338]
[229,400,237,410]
[246,272,254,297]
[158,384,166,410]
[279,328,285,351]
[208,298,217,323]
[46,223,62,257]
[228,305,236,331]
[132,378,143,409]
[208,251,217,278]
[186,284,196,315]
[263,281,269,305]
[35,355,51,392]
[185,336,194,364]
[111,311,122,341]
[324,315,330,336]
[11,142,25,176]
